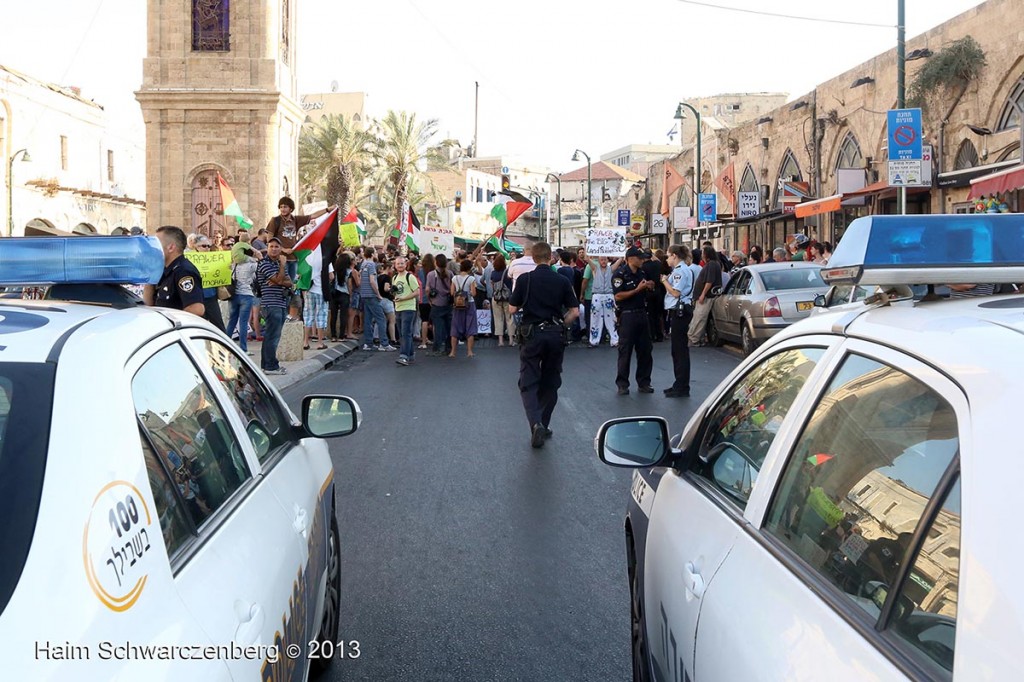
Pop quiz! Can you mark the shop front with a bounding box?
[967,164,1024,214]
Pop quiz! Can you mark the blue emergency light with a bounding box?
[0,236,164,286]
[821,214,1024,286]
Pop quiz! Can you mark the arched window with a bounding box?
[778,149,802,182]
[954,139,979,170]
[739,164,758,193]
[192,0,229,52]
[835,133,864,169]
[996,76,1024,131]
[73,223,97,235]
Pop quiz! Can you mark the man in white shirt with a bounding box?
[507,250,539,287]
[662,245,695,397]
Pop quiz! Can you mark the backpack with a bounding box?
[453,276,471,309]
[492,272,510,302]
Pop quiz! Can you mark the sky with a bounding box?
[0,0,985,172]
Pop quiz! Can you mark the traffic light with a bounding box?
[455,195,462,212]
[501,174,510,191]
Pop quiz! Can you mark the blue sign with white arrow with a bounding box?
[617,209,631,226]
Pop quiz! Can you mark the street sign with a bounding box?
[651,213,667,234]
[455,190,462,197]
[888,159,924,187]
[501,166,509,174]
[698,193,717,223]
[738,191,760,218]
[617,209,631,226]
[887,108,923,161]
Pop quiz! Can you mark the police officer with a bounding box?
[144,225,205,317]
[612,246,655,395]
[661,244,695,397]
[509,242,580,448]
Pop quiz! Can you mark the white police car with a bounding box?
[0,237,360,680]
[596,214,1024,681]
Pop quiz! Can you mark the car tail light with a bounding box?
[764,296,782,318]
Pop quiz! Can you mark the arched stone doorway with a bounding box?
[190,169,228,238]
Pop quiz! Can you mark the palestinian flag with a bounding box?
[490,189,533,229]
[486,225,510,258]
[356,209,368,237]
[217,174,253,230]
[294,208,340,293]
[390,204,421,252]
[339,207,362,247]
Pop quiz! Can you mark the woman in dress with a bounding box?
[449,259,478,358]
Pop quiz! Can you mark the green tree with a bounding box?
[372,110,445,228]
[298,114,375,213]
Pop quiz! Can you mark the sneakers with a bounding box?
[378,345,397,352]
[264,367,287,375]
[531,423,546,449]
[396,357,410,366]
[362,344,375,351]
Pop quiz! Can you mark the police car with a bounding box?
[0,237,360,680]
[595,214,1024,681]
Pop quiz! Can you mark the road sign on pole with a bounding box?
[698,193,717,224]
[617,209,631,226]
[887,108,922,160]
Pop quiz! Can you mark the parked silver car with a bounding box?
[707,262,828,355]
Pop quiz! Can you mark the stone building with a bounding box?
[648,0,1024,253]
[299,91,367,127]
[0,65,146,236]
[136,0,304,237]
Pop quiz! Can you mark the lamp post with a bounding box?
[545,172,561,246]
[7,148,31,237]
[571,149,592,232]
[897,0,907,215]
[674,103,702,214]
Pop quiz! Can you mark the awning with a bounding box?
[843,179,931,200]
[968,164,1024,199]
[795,194,842,218]
[937,160,1019,188]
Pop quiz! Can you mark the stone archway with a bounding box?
[73,222,98,235]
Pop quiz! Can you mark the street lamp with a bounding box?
[7,149,31,237]
[545,172,561,246]
[674,103,701,214]
[571,149,592,231]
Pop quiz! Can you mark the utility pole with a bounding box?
[897,0,907,215]
[473,81,479,158]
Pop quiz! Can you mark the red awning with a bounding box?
[968,164,1024,199]
[794,194,842,218]
[843,179,930,200]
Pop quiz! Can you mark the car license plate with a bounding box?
[796,301,814,311]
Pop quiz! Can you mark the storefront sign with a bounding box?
[738,191,760,218]
[629,216,646,236]
[650,213,668,234]
[584,228,628,257]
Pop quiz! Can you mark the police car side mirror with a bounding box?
[595,417,671,468]
[813,294,827,308]
[302,395,362,438]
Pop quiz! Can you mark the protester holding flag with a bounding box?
[292,208,340,350]
[266,196,329,283]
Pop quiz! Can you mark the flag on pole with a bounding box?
[486,225,510,258]
[294,208,339,292]
[217,174,253,230]
[715,162,737,209]
[389,203,421,252]
[660,164,687,215]
[490,190,533,229]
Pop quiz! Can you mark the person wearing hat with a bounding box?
[612,246,655,395]
[265,196,328,283]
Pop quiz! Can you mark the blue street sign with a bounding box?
[617,209,631,226]
[887,108,923,160]
[698,193,717,223]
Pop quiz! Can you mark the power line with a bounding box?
[674,0,894,28]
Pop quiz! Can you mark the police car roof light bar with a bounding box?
[0,236,164,286]
[822,214,1024,286]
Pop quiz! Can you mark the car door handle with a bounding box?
[293,506,308,539]
[684,562,706,600]
[233,601,265,645]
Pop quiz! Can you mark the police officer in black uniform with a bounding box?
[612,246,655,395]
[509,242,580,448]
[144,225,206,317]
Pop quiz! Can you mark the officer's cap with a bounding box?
[625,246,644,259]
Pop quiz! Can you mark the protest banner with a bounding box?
[415,225,456,257]
[476,308,492,335]
[584,228,628,257]
[184,250,232,287]
[340,222,361,248]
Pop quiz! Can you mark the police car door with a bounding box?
[187,334,335,669]
[645,339,837,682]
[693,340,967,681]
[129,335,301,681]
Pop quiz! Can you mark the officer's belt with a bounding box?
[533,322,565,331]
[620,308,646,314]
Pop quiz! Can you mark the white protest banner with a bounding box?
[415,225,456,257]
[672,206,690,229]
[302,200,328,215]
[476,308,492,335]
[585,227,628,257]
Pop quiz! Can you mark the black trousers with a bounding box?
[329,291,349,339]
[647,294,665,341]
[617,310,653,390]
[519,329,566,428]
[203,295,226,333]
[670,305,693,392]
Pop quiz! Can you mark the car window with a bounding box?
[761,268,825,291]
[723,272,743,295]
[890,478,960,680]
[694,347,826,508]
[138,428,194,558]
[190,338,290,462]
[133,343,251,529]
[764,353,959,623]
[736,271,752,295]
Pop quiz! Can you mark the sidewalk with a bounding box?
[244,335,361,391]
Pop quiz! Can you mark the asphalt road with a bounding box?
[282,339,741,682]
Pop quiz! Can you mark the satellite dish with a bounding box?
[330,80,339,93]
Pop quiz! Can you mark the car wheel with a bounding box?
[311,513,341,674]
[706,316,723,347]
[741,322,757,356]
[629,547,652,682]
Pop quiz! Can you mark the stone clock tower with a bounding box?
[136,0,303,235]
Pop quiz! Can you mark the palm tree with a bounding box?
[298,114,375,213]
[372,110,445,227]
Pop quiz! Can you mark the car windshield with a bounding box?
[0,363,57,618]
[761,268,825,291]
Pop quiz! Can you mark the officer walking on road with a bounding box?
[509,242,580,449]
[612,246,655,395]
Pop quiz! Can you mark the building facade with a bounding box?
[299,91,367,126]
[648,0,1024,253]
[600,144,681,178]
[136,0,304,237]
[0,65,146,236]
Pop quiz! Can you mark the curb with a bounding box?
[266,339,361,391]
